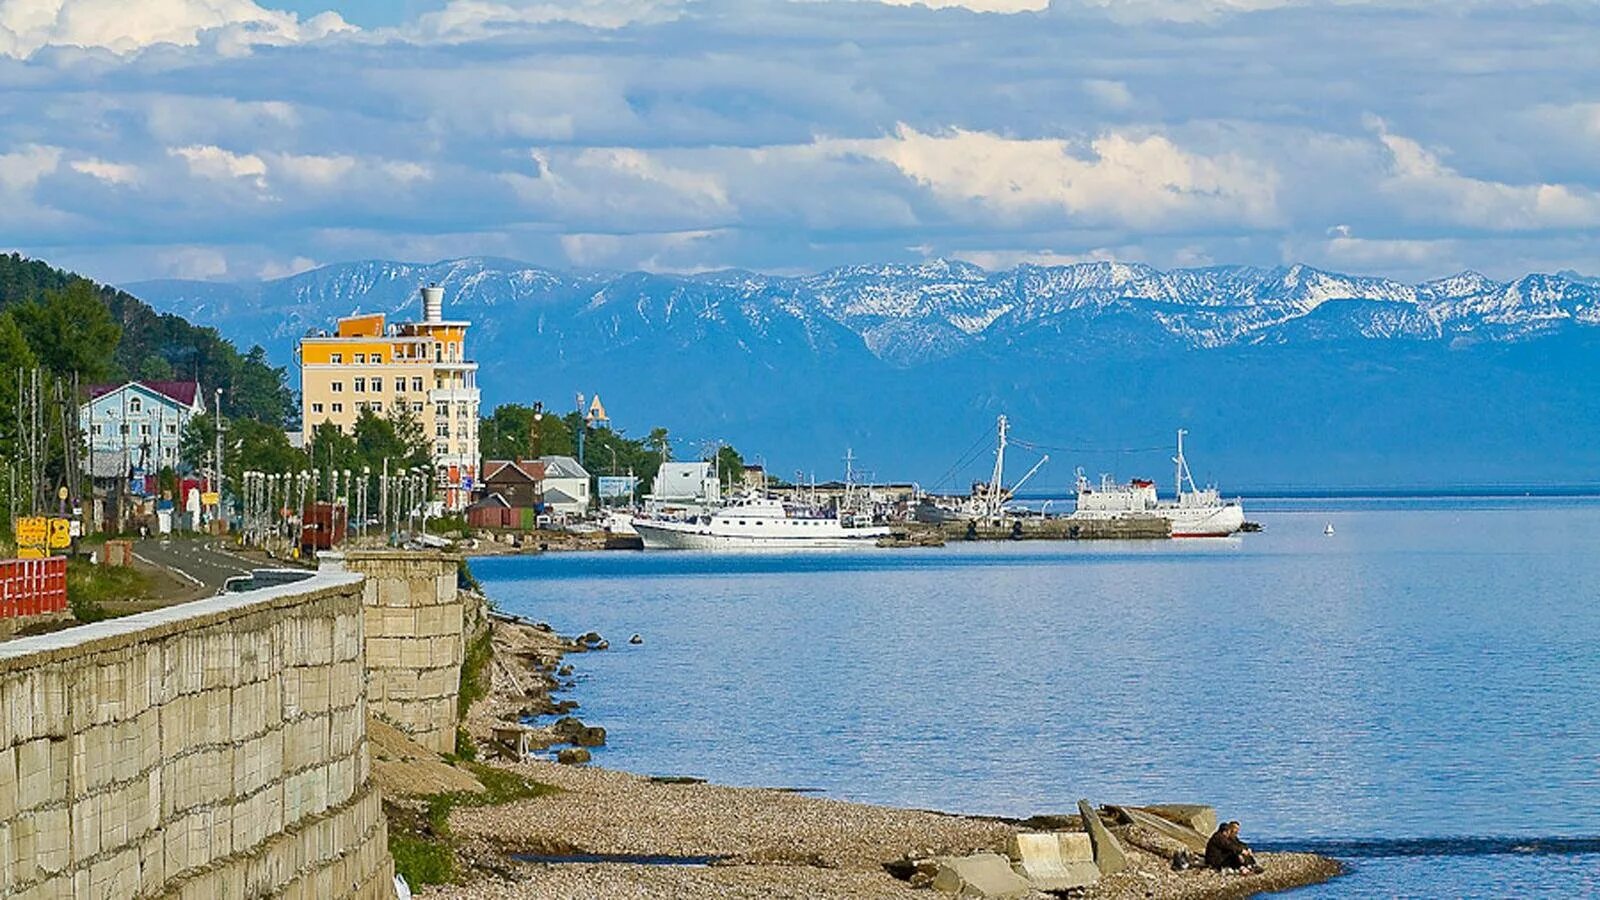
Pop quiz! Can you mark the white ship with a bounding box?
[1071,430,1246,537]
[633,495,890,550]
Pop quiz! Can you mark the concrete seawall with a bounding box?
[0,571,395,900]
[344,551,465,756]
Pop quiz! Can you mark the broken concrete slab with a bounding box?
[1078,799,1128,875]
[1143,804,1218,837]
[1007,832,1100,891]
[931,852,1034,898]
[1116,806,1211,854]
[1058,832,1093,863]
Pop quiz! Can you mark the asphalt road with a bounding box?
[132,537,259,594]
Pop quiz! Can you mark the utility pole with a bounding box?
[213,388,224,527]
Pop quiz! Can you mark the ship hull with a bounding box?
[1070,503,1246,538]
[633,520,890,550]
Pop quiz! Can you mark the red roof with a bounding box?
[482,459,547,484]
[86,380,203,408]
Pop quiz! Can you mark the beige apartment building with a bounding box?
[297,285,481,510]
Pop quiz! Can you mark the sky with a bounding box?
[1,0,1597,285]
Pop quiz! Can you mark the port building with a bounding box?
[297,285,481,510]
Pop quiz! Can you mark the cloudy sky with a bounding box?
[2,0,1597,284]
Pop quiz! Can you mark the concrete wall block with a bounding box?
[69,792,101,866]
[285,715,332,773]
[329,662,363,710]
[200,630,238,692]
[15,739,57,813]
[327,757,355,810]
[0,745,16,822]
[138,830,164,895]
[8,809,37,886]
[333,613,361,663]
[33,806,68,879]
[230,680,270,742]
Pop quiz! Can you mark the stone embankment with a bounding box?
[0,571,393,900]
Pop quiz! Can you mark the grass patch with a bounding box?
[65,559,151,622]
[389,832,454,886]
[457,626,494,721]
[387,762,561,887]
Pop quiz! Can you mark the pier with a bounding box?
[916,516,1171,542]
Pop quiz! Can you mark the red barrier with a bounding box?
[0,557,68,619]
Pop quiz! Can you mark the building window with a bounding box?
[412,377,423,392]
[411,402,423,413]
[331,381,343,393]
[354,378,366,393]
[372,402,384,413]
[119,424,129,435]
[129,397,142,413]
[331,353,342,364]
[371,377,383,392]
[435,403,448,418]
[434,345,442,363]
[91,424,102,436]
[165,424,177,435]
[312,403,324,414]
[163,447,174,459]
[436,423,449,437]
[332,403,343,413]
[436,441,448,456]
[354,353,366,364]
[371,353,383,364]
[140,424,151,435]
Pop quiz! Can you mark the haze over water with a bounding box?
[474,498,1600,897]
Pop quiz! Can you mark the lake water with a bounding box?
[472,499,1600,897]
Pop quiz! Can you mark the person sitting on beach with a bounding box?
[1205,821,1261,873]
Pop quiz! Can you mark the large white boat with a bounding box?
[1070,430,1246,537]
[633,495,890,549]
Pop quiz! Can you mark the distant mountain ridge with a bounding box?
[128,257,1600,488]
[130,257,1600,366]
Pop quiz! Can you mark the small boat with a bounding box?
[1323,523,1336,536]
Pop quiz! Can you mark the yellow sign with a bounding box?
[16,546,46,560]
[202,492,220,506]
[15,517,47,548]
[48,518,71,549]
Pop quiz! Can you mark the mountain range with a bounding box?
[127,258,1600,490]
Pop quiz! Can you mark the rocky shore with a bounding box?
[429,613,1342,899]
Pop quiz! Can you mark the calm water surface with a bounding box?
[473,499,1600,897]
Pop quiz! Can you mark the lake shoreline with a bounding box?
[434,600,1344,899]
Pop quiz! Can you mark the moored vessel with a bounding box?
[1070,430,1245,537]
[633,495,890,550]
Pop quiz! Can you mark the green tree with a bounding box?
[353,408,430,471]
[715,444,745,484]
[11,281,121,380]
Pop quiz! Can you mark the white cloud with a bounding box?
[951,246,1123,268]
[69,158,140,185]
[1374,123,1600,231]
[873,0,1047,11]
[0,0,353,58]
[832,125,1279,229]
[257,255,319,279]
[1083,79,1134,110]
[170,144,269,189]
[157,245,229,279]
[271,152,356,185]
[0,144,62,191]
[412,0,687,39]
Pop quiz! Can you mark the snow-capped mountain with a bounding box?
[128,258,1600,487]
[130,257,1600,366]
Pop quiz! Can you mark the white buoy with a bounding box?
[1323,523,1336,536]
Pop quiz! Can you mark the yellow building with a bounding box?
[297,285,481,510]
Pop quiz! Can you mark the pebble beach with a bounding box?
[426,611,1342,899]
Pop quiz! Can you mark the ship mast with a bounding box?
[1173,428,1197,498]
[987,415,1008,519]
